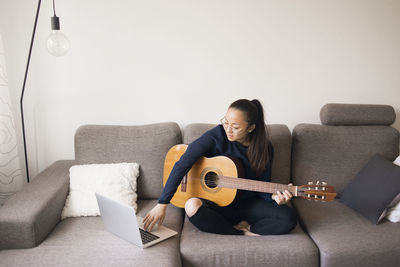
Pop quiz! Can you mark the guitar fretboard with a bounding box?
[218,176,297,196]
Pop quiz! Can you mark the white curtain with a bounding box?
[0,34,23,206]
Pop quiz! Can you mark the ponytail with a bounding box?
[229,99,270,176]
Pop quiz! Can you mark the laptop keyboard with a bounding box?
[139,228,160,245]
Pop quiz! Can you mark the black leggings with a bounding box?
[188,197,297,235]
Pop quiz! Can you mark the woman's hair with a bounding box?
[229,99,270,176]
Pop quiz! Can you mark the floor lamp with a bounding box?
[20,0,42,183]
[20,0,69,183]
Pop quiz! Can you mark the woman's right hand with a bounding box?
[143,203,167,232]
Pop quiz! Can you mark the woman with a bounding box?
[143,99,297,236]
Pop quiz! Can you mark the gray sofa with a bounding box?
[0,103,399,267]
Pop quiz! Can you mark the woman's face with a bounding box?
[221,108,255,145]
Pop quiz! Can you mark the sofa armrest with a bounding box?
[0,160,75,250]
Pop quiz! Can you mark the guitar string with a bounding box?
[202,181,330,194]
[181,179,332,200]
[204,177,289,187]
[177,176,332,200]
[185,176,331,194]
[185,175,294,192]
[203,176,328,188]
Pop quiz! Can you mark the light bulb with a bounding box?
[46,15,69,56]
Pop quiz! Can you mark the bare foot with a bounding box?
[233,221,249,231]
[233,221,260,236]
[242,227,260,236]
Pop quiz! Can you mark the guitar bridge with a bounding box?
[181,175,187,192]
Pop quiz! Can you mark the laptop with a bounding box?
[95,193,177,248]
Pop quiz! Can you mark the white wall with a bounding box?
[1,0,399,181]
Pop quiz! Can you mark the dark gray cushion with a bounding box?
[180,216,318,267]
[293,199,400,267]
[183,123,215,145]
[292,124,399,193]
[74,123,182,199]
[183,123,292,185]
[320,103,396,126]
[0,200,184,266]
[340,154,400,224]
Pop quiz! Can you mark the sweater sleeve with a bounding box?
[158,129,218,204]
[258,143,275,201]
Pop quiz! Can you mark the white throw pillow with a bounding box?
[61,162,139,220]
[394,155,400,166]
[385,155,400,223]
[386,196,400,222]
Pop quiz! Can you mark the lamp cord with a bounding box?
[53,0,56,16]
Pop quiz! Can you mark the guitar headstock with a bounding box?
[297,181,336,202]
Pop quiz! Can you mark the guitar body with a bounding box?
[163,144,240,208]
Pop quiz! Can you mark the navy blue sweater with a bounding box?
[158,125,274,204]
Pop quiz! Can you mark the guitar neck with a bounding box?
[218,176,298,196]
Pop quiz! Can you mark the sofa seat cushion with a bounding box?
[0,200,184,267]
[180,216,319,267]
[293,199,400,267]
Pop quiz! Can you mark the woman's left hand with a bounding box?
[272,183,293,205]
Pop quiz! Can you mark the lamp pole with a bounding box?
[20,0,42,183]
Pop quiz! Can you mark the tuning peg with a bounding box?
[321,181,327,191]
[307,182,313,189]
[314,181,320,190]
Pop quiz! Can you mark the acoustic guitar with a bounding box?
[163,144,337,208]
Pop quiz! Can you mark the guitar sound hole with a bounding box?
[204,171,218,188]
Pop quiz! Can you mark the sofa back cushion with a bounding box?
[183,123,292,184]
[292,104,399,194]
[74,123,182,199]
